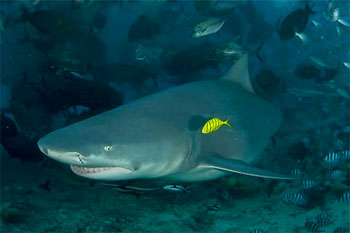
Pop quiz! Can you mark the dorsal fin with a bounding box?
[222,53,255,94]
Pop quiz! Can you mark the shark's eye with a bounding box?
[104,145,113,152]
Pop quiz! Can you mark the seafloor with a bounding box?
[1,144,349,232]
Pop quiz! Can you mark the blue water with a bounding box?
[1,0,349,232]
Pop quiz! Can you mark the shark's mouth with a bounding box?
[71,165,115,174]
[70,165,133,180]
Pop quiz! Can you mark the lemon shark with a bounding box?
[38,54,292,181]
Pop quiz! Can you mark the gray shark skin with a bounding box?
[38,54,293,182]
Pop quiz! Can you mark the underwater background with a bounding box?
[1,0,349,232]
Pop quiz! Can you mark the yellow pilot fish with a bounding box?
[202,117,231,134]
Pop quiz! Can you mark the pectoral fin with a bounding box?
[202,154,295,180]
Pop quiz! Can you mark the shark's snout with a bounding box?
[37,138,49,156]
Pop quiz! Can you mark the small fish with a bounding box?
[324,152,341,163]
[290,169,303,177]
[282,192,307,206]
[205,204,221,212]
[316,213,332,227]
[339,150,350,160]
[343,62,350,69]
[309,56,328,68]
[332,8,339,22]
[337,18,350,27]
[331,8,350,27]
[162,185,189,193]
[305,220,323,233]
[193,18,225,38]
[329,169,345,179]
[295,32,307,43]
[333,227,350,233]
[302,179,315,189]
[202,117,231,134]
[312,20,321,28]
[339,191,350,203]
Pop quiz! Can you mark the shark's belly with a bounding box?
[165,167,227,182]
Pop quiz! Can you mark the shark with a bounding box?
[38,54,292,182]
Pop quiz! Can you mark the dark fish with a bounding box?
[17,6,81,41]
[295,63,322,80]
[163,42,218,77]
[39,180,50,191]
[279,4,315,40]
[305,220,323,233]
[252,69,280,100]
[282,192,307,206]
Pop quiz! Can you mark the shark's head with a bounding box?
[38,111,189,180]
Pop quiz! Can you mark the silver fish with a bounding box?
[193,18,225,38]
[162,185,189,193]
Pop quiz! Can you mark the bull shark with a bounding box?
[38,54,292,182]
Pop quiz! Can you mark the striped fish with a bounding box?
[302,179,315,189]
[201,117,231,134]
[316,213,332,227]
[305,221,323,233]
[329,170,345,179]
[282,192,307,206]
[289,169,303,177]
[324,152,341,163]
[340,191,350,203]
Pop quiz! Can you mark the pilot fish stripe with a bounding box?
[201,117,231,134]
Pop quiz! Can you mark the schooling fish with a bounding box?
[202,117,231,134]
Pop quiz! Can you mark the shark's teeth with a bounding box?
[71,165,114,174]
